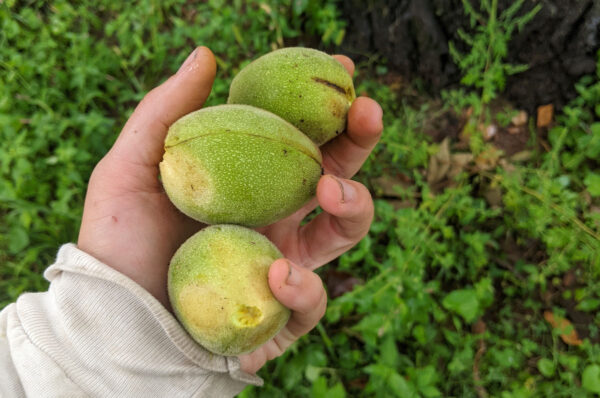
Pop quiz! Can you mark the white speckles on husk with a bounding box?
[228,47,356,146]
[168,225,290,356]
[159,104,322,227]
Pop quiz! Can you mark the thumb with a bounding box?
[268,258,328,340]
[109,46,217,168]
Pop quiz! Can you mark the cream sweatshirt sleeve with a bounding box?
[0,244,263,398]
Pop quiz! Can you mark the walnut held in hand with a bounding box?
[228,47,356,146]
[168,225,291,356]
[159,104,322,227]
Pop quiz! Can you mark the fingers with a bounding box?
[238,258,327,374]
[268,259,327,344]
[321,96,383,178]
[109,46,217,167]
[323,54,383,179]
[298,175,374,270]
[332,54,355,76]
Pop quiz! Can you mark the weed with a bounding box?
[2,1,600,397]
[445,0,540,124]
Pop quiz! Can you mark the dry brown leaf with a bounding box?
[325,270,364,299]
[427,138,451,184]
[509,150,534,163]
[562,270,576,288]
[543,310,583,346]
[511,110,528,126]
[507,126,522,135]
[475,146,503,171]
[371,175,411,198]
[448,153,474,179]
[482,185,503,207]
[537,104,554,128]
[348,378,368,390]
[498,159,516,173]
[387,199,415,210]
[437,137,451,163]
[452,153,474,165]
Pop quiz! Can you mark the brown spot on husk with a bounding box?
[312,77,347,95]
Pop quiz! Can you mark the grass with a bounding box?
[2,1,600,397]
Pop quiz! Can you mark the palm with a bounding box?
[78,47,382,374]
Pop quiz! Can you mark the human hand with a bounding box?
[77,46,383,374]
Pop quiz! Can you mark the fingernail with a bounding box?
[285,260,302,286]
[177,48,197,74]
[328,175,356,203]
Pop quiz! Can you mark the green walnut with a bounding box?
[168,224,290,356]
[159,104,322,227]
[228,47,356,146]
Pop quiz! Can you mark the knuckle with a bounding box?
[139,76,173,108]
[322,155,347,178]
[140,87,159,107]
[88,155,111,182]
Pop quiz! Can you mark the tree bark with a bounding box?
[341,0,600,112]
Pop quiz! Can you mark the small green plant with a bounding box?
[444,0,540,128]
[498,49,600,278]
[242,56,600,397]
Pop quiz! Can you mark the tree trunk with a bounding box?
[341,0,600,113]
